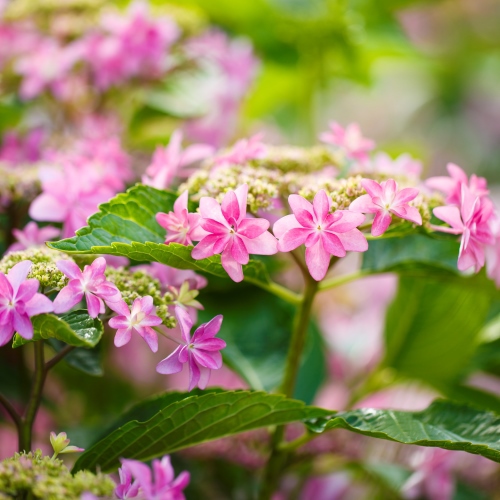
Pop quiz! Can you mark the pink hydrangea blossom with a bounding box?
[360,152,422,180]
[319,122,375,162]
[115,466,140,500]
[156,306,225,391]
[486,216,500,287]
[120,455,189,500]
[349,178,422,236]
[53,257,121,318]
[213,133,266,167]
[142,130,214,190]
[133,263,207,291]
[192,184,278,282]
[156,191,206,246]
[0,128,44,166]
[108,296,162,353]
[426,163,489,206]
[0,260,53,346]
[433,184,494,272]
[8,222,59,252]
[273,190,367,281]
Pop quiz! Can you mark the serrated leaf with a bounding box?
[72,390,331,473]
[12,310,104,349]
[48,184,271,287]
[316,400,500,463]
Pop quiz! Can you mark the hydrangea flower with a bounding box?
[0,260,53,346]
[108,296,163,353]
[49,432,84,458]
[115,466,140,500]
[8,222,60,252]
[53,257,121,318]
[156,191,205,246]
[0,128,44,166]
[319,122,375,162]
[192,184,278,282]
[486,217,500,287]
[120,455,189,500]
[273,190,367,281]
[156,306,225,391]
[349,178,422,236]
[360,152,422,180]
[214,133,266,167]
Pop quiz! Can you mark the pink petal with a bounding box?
[0,323,14,347]
[191,349,221,369]
[56,260,82,280]
[336,229,368,252]
[361,179,383,199]
[234,184,249,224]
[221,190,240,223]
[136,326,158,353]
[321,232,344,256]
[237,218,269,239]
[173,190,189,215]
[13,311,33,339]
[138,295,153,314]
[194,338,226,351]
[240,231,278,255]
[0,273,13,298]
[312,190,331,223]
[426,176,456,194]
[393,187,419,205]
[447,162,468,183]
[193,314,223,341]
[114,328,132,347]
[24,293,53,317]
[371,210,393,237]
[175,306,193,344]
[7,261,32,294]
[180,144,215,166]
[53,285,83,314]
[156,346,184,374]
[86,293,103,318]
[121,460,152,498]
[328,211,365,233]
[140,314,163,327]
[201,218,229,235]
[273,214,302,239]
[29,194,67,222]
[106,299,131,317]
[109,316,130,329]
[460,185,479,224]
[188,355,201,391]
[305,240,331,281]
[433,206,464,232]
[199,197,227,226]
[391,205,422,225]
[288,195,314,223]
[88,257,106,280]
[277,227,311,252]
[231,236,249,265]
[221,245,243,282]
[349,194,379,213]
[382,179,397,202]
[197,365,210,390]
[15,279,39,302]
[191,234,220,260]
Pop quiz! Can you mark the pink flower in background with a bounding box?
[427,163,489,206]
[361,152,422,180]
[53,257,121,317]
[433,184,494,272]
[120,455,190,500]
[108,296,162,353]
[486,216,500,287]
[0,260,53,346]
[273,190,367,281]
[0,128,44,166]
[132,262,207,292]
[214,133,266,166]
[320,122,375,162]
[156,191,206,245]
[115,466,140,499]
[142,130,214,190]
[192,184,278,282]
[349,178,422,236]
[8,222,59,252]
[29,164,114,238]
[156,306,225,391]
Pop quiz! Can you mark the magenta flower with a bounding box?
[349,178,422,237]
[156,191,206,246]
[156,307,225,391]
[433,184,494,272]
[0,128,44,166]
[0,260,53,346]
[115,466,140,499]
[108,296,162,353]
[142,130,214,190]
[273,190,367,281]
[319,122,375,162]
[8,222,60,253]
[53,257,121,318]
[426,162,489,206]
[214,133,266,167]
[192,184,278,282]
[120,455,190,500]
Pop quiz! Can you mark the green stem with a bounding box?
[246,277,302,306]
[259,277,319,499]
[0,392,22,433]
[318,270,375,291]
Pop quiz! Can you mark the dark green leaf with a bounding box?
[47,339,103,376]
[12,310,104,349]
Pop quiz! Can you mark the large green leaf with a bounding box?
[48,184,271,287]
[47,339,103,376]
[12,310,104,349]
[382,276,491,386]
[72,390,331,473]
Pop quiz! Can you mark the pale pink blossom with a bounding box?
[142,130,214,190]
[132,262,207,292]
[8,222,59,252]
[427,163,489,206]
[273,190,367,281]
[433,184,494,272]
[53,257,121,318]
[156,306,225,391]
[192,184,278,282]
[115,466,140,499]
[120,455,189,500]
[360,151,422,180]
[349,178,422,236]
[156,191,206,245]
[108,296,162,353]
[0,128,44,166]
[319,122,375,162]
[214,133,266,167]
[49,431,84,457]
[486,216,500,287]
[0,260,53,346]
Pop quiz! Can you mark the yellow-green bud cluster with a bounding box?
[105,267,176,328]
[0,247,72,291]
[0,450,115,500]
[0,164,40,206]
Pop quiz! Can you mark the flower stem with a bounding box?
[318,269,375,291]
[245,277,302,305]
[259,276,319,499]
[0,392,22,433]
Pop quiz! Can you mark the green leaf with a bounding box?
[47,339,103,376]
[382,276,491,386]
[12,310,104,349]
[48,184,271,287]
[317,400,500,464]
[72,390,331,473]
